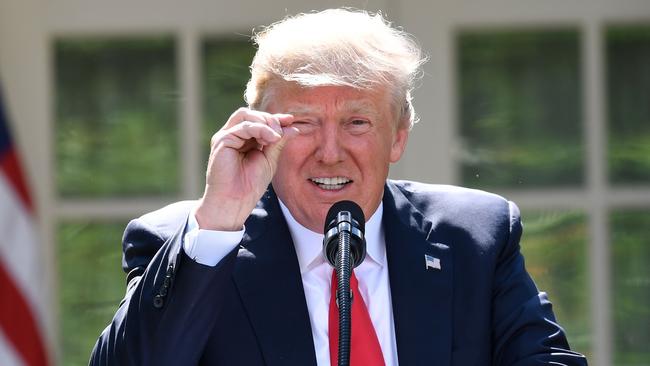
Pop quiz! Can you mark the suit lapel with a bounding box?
[232,188,317,366]
[384,182,453,365]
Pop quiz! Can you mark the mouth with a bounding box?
[309,176,352,191]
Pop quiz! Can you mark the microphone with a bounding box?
[322,200,366,366]
[323,200,366,268]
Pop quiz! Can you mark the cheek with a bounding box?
[276,137,311,172]
[364,134,396,160]
[286,130,313,148]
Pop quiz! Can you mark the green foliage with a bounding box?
[607,26,650,184]
[610,211,650,365]
[520,211,591,358]
[458,30,583,188]
[54,37,256,365]
[58,221,127,366]
[201,38,256,183]
[55,38,179,197]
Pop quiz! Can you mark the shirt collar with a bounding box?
[278,199,385,274]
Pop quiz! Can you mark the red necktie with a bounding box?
[329,271,385,366]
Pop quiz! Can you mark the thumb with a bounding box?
[276,114,295,126]
[264,126,299,166]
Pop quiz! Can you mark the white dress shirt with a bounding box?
[183,201,398,366]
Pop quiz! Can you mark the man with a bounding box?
[90,8,587,366]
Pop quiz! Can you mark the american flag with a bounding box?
[424,254,441,271]
[0,88,50,365]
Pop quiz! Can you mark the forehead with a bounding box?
[263,84,391,116]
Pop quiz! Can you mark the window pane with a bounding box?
[607,26,650,184]
[457,30,583,188]
[58,221,127,366]
[55,38,179,197]
[610,211,650,365]
[520,210,591,357]
[202,38,255,162]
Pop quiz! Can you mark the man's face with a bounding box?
[265,84,409,233]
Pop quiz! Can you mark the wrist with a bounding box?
[194,199,248,231]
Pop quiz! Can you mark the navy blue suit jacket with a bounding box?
[90,180,587,365]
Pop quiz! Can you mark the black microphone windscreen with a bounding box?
[324,200,365,234]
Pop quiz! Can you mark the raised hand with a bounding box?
[195,108,298,230]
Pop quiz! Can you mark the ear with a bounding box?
[389,127,409,163]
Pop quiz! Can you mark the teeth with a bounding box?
[311,177,350,185]
[310,177,351,190]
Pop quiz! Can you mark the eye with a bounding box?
[347,119,371,134]
[292,120,317,134]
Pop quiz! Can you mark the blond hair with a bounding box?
[244,8,426,129]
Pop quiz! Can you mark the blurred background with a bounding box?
[0,0,649,365]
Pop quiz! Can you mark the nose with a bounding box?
[315,123,344,165]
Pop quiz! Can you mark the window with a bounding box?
[55,37,178,365]
[54,35,254,365]
[457,23,650,364]
[58,221,127,365]
[457,30,583,189]
[201,38,255,155]
[55,38,179,197]
[457,28,591,357]
[607,24,650,365]
[610,211,650,364]
[520,211,590,354]
[607,25,650,184]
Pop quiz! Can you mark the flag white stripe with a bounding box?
[0,173,49,346]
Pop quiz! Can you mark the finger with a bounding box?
[224,108,291,132]
[264,126,300,164]
[224,108,273,129]
[220,134,265,152]
[251,112,295,136]
[275,113,296,127]
[282,125,300,138]
[220,122,281,150]
[260,114,291,135]
[274,114,296,128]
[235,121,282,142]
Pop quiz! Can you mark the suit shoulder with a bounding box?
[388,180,519,239]
[387,181,520,255]
[389,180,511,214]
[126,200,197,241]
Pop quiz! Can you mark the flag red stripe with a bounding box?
[0,261,49,366]
[0,148,33,212]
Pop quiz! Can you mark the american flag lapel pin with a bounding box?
[424,254,441,270]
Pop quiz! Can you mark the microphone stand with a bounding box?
[334,225,353,366]
[324,205,365,366]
